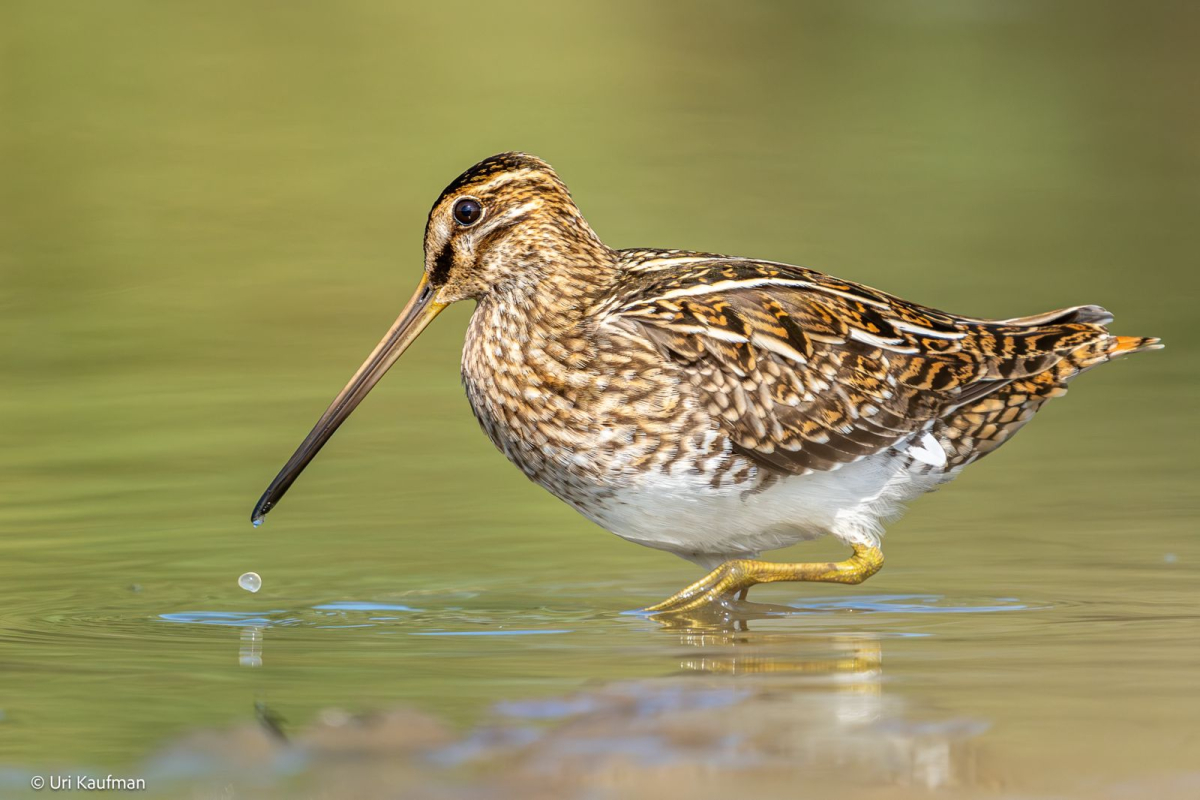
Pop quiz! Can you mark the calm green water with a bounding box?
[2,2,1198,797]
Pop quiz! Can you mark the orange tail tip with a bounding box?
[1110,336,1164,356]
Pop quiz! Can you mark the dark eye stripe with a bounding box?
[430,241,455,284]
[429,209,531,285]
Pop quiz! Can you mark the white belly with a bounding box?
[574,453,949,569]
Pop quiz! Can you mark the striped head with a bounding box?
[249,152,608,524]
[422,152,608,303]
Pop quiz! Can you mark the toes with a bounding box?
[643,562,753,614]
[643,568,729,612]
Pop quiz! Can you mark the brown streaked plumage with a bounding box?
[251,152,1162,614]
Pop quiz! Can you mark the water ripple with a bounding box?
[783,593,1035,614]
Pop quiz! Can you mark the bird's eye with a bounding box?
[452,197,483,226]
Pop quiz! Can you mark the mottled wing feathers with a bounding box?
[608,253,1158,475]
[611,259,953,474]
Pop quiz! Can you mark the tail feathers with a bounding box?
[1108,335,1164,357]
[924,328,1161,473]
[1071,334,1163,370]
[999,304,1114,327]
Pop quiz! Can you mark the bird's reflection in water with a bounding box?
[654,599,882,680]
[161,603,992,797]
[630,602,986,792]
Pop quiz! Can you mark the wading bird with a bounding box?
[251,153,1160,612]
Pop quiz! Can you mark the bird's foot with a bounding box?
[642,545,884,615]
[642,559,765,614]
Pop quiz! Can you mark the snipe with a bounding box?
[251,152,1161,613]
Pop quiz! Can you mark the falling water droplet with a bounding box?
[238,572,262,593]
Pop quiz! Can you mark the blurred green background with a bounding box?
[1,1,1197,796]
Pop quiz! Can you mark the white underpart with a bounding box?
[577,451,948,570]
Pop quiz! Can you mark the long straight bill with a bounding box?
[250,275,446,525]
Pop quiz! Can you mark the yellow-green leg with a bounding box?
[643,544,884,614]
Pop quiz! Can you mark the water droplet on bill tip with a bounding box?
[238,572,262,593]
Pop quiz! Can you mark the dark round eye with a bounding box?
[452,197,483,226]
